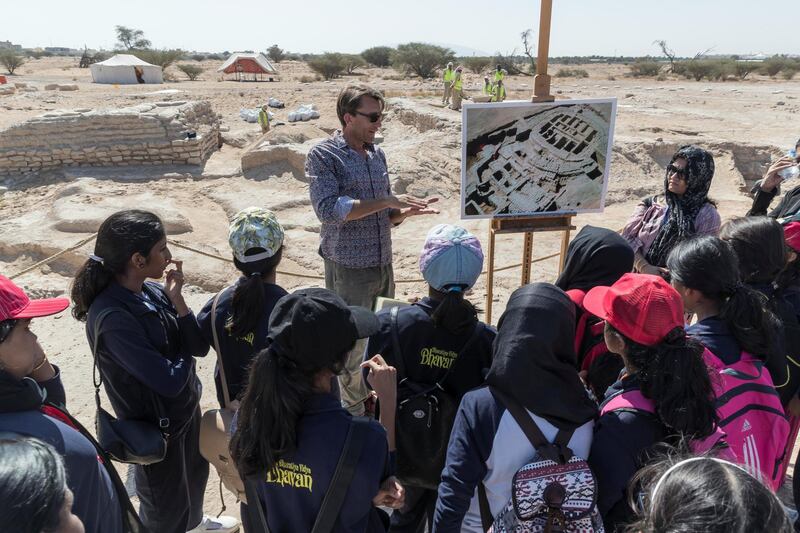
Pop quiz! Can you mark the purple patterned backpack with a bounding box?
[479,388,604,533]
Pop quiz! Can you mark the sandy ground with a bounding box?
[2,57,800,519]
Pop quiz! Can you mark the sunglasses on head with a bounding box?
[667,164,687,179]
[354,111,385,123]
[0,319,17,344]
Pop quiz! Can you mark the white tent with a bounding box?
[90,54,163,84]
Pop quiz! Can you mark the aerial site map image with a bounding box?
[462,99,617,218]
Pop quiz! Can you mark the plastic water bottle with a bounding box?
[779,149,800,180]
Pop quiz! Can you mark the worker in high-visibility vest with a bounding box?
[482,76,493,97]
[491,79,506,102]
[494,64,505,83]
[449,66,464,111]
[442,62,455,105]
[258,105,270,133]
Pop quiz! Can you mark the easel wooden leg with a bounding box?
[559,225,572,274]
[486,228,497,324]
[521,232,534,285]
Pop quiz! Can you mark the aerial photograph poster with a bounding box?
[461,98,617,219]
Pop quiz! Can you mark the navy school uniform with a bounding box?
[366,298,495,532]
[0,368,123,533]
[253,393,393,532]
[686,317,742,365]
[588,375,666,532]
[197,278,288,406]
[86,280,210,533]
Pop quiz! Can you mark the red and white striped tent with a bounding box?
[217,53,278,81]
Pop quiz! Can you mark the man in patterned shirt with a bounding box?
[307,84,438,415]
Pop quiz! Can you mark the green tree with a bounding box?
[132,49,184,69]
[177,64,204,80]
[342,54,366,74]
[115,25,151,50]
[361,46,393,67]
[392,42,455,79]
[0,52,25,74]
[307,53,346,80]
[267,45,285,63]
[462,56,492,73]
[628,60,662,77]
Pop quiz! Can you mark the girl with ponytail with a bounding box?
[365,224,494,532]
[582,273,718,532]
[70,209,237,533]
[230,288,404,532]
[197,207,287,408]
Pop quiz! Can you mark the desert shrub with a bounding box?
[133,49,184,69]
[361,46,393,68]
[462,56,492,73]
[308,53,345,80]
[555,68,588,78]
[342,54,366,74]
[708,59,735,80]
[267,45,285,63]
[298,74,321,83]
[656,74,667,81]
[163,71,177,82]
[206,53,224,61]
[760,56,789,77]
[629,60,662,77]
[27,50,44,60]
[782,67,798,80]
[671,61,688,77]
[491,53,529,76]
[190,54,206,62]
[392,42,455,79]
[177,64,204,80]
[682,60,715,81]
[0,52,25,74]
[734,61,755,80]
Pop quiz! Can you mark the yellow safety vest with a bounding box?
[483,82,493,95]
[258,109,269,126]
[491,84,505,102]
[443,68,454,82]
[494,70,504,82]
[453,73,463,91]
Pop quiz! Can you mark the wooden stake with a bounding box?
[532,0,555,102]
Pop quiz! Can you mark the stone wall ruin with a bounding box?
[0,101,220,177]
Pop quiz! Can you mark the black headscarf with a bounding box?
[487,283,597,430]
[555,226,634,292]
[646,145,715,267]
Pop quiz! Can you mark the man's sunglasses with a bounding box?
[667,164,687,179]
[0,319,17,344]
[354,111,386,123]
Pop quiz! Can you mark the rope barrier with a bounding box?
[7,230,576,283]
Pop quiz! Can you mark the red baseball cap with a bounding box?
[583,273,684,346]
[0,275,69,322]
[784,222,800,253]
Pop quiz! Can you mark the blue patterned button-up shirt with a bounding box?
[307,131,393,268]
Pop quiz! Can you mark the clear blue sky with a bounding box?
[5,0,798,57]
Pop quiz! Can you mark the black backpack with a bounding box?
[389,306,483,490]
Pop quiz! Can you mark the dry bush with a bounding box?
[555,68,588,78]
[342,54,366,74]
[392,42,455,79]
[298,74,321,83]
[629,60,662,78]
[361,46,393,68]
[308,53,345,80]
[177,64,204,80]
[0,52,25,74]
[267,45,285,63]
[462,56,492,73]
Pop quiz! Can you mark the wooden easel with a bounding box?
[484,0,575,324]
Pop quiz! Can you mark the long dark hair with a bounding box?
[230,343,349,478]
[608,323,717,439]
[627,450,792,533]
[227,247,283,338]
[429,286,479,336]
[720,217,786,286]
[71,210,165,321]
[0,436,68,533]
[667,236,781,360]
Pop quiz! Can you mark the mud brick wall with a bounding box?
[0,101,220,177]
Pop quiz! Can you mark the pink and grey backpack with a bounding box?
[601,347,789,490]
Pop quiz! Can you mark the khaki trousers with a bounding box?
[442,81,452,104]
[450,89,463,111]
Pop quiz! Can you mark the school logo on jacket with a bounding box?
[266,460,313,492]
[419,347,458,369]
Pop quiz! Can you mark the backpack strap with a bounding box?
[209,290,232,408]
[389,306,408,378]
[92,307,170,435]
[244,477,271,533]
[477,483,493,532]
[599,389,655,416]
[491,387,574,464]
[566,289,589,357]
[310,416,371,533]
